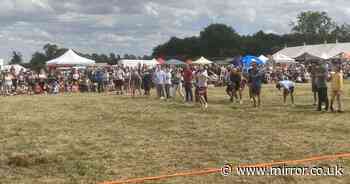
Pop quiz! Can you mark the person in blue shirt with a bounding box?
[276,78,295,105]
[248,62,264,107]
[95,70,104,93]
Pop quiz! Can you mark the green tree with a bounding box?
[291,11,336,37]
[43,44,68,59]
[98,54,109,63]
[29,52,48,72]
[108,53,118,65]
[9,51,23,65]
[200,24,241,57]
[331,24,350,42]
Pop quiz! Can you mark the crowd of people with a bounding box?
[0,61,347,111]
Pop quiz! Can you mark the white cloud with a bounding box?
[144,2,160,17]
[97,33,137,43]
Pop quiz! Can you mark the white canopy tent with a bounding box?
[119,59,158,68]
[193,57,213,65]
[273,53,296,64]
[258,55,269,64]
[46,49,95,66]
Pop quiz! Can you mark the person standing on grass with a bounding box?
[164,67,172,99]
[142,66,153,96]
[38,69,47,94]
[183,65,194,103]
[316,64,329,112]
[276,78,295,105]
[330,65,344,113]
[114,66,125,95]
[124,67,131,95]
[4,71,13,96]
[130,68,142,97]
[95,69,104,93]
[171,68,185,100]
[154,65,166,99]
[248,62,264,107]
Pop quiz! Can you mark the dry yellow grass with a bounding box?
[0,83,349,184]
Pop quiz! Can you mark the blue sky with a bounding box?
[1,0,349,61]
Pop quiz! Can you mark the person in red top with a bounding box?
[183,65,193,102]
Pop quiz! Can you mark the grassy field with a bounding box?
[0,83,350,184]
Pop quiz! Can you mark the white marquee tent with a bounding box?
[193,57,213,65]
[46,49,95,66]
[272,53,296,64]
[274,42,350,60]
[119,59,158,68]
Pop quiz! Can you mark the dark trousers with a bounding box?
[156,84,165,98]
[165,84,171,99]
[184,83,193,102]
[97,82,104,93]
[317,87,329,111]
